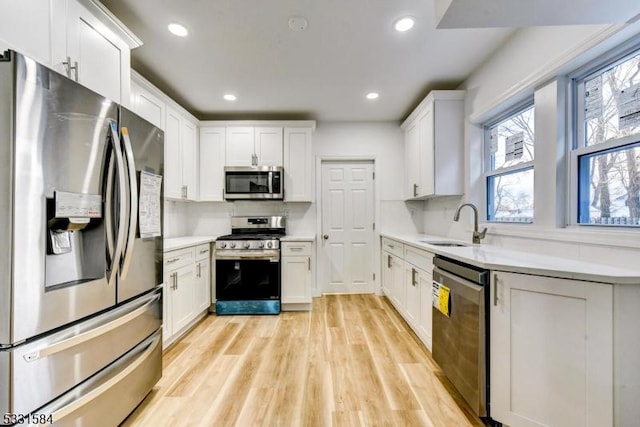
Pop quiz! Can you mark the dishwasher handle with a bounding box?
[432,266,485,303]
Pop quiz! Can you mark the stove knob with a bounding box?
[259,242,265,249]
[220,242,227,249]
[267,241,273,248]
[230,243,236,249]
[244,243,251,249]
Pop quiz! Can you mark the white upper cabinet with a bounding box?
[255,127,283,166]
[130,74,165,130]
[1,0,140,105]
[165,106,198,201]
[284,127,313,202]
[225,127,255,166]
[226,126,283,166]
[51,0,140,105]
[199,127,226,202]
[401,90,465,199]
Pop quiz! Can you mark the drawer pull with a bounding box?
[199,249,208,254]
[167,258,179,264]
[290,247,303,251]
[387,254,391,269]
[308,257,311,271]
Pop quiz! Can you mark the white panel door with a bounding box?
[254,127,283,166]
[320,161,374,294]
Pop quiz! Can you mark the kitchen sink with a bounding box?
[420,240,468,247]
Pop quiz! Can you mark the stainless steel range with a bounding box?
[215,216,286,315]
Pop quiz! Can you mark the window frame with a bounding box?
[483,100,536,223]
[569,42,640,227]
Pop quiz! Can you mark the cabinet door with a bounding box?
[194,259,211,313]
[281,256,312,304]
[0,0,51,65]
[417,105,434,197]
[164,108,183,199]
[491,272,613,427]
[284,127,313,201]
[255,127,283,166]
[417,267,433,351]
[64,0,130,103]
[130,80,165,130]
[181,119,198,200]
[171,264,196,334]
[404,263,421,328]
[199,127,226,201]
[404,120,420,199]
[162,270,173,346]
[225,127,255,166]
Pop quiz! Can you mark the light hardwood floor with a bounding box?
[122,295,485,427]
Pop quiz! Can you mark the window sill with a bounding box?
[484,222,640,250]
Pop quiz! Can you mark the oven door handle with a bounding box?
[215,250,280,261]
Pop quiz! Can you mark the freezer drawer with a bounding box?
[0,289,161,416]
[38,329,162,427]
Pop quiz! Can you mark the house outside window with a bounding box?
[484,104,535,223]
[573,48,640,226]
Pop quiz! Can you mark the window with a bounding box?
[484,104,535,223]
[573,48,640,226]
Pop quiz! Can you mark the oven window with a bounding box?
[216,259,280,300]
[226,172,270,194]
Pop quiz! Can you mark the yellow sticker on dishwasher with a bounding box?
[432,281,451,317]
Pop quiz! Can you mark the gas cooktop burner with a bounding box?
[217,234,283,241]
[215,216,286,251]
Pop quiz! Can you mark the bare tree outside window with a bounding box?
[581,53,640,225]
[487,106,535,222]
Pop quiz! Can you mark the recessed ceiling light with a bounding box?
[168,23,189,37]
[366,92,379,100]
[223,94,237,101]
[394,17,415,32]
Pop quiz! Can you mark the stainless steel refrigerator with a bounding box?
[0,50,164,425]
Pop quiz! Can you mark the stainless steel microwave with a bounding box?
[224,166,284,200]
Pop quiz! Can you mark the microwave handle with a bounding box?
[268,171,273,194]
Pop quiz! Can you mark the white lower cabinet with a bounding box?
[194,244,211,313]
[281,241,314,310]
[381,237,434,351]
[490,271,613,427]
[382,249,404,309]
[163,243,212,348]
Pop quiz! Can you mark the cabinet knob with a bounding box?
[323,234,329,240]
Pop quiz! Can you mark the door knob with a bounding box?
[323,234,329,240]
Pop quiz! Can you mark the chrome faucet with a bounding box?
[453,203,487,244]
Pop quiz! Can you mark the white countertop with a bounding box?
[280,235,316,242]
[164,236,217,252]
[381,232,640,285]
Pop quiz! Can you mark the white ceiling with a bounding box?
[101,0,515,121]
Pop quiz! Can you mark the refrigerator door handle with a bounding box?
[105,152,116,261]
[120,127,138,280]
[22,291,161,362]
[47,333,161,423]
[108,122,128,285]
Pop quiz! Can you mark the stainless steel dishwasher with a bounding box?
[432,255,490,419]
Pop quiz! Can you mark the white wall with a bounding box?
[423,23,640,268]
[178,121,423,238]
